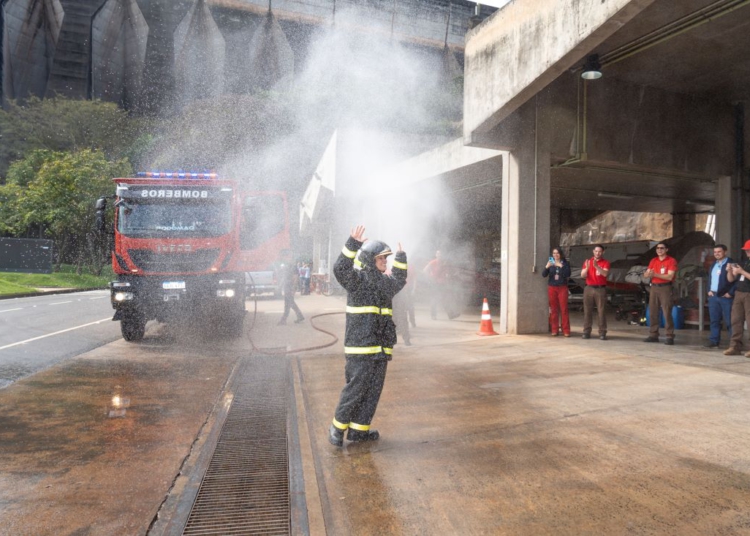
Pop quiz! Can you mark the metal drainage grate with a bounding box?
[183,356,291,535]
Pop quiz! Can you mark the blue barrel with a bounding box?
[672,305,684,330]
[645,308,665,328]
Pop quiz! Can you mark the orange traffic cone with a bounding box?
[477,298,499,336]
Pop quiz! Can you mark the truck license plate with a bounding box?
[162,281,186,290]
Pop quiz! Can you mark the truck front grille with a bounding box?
[127,249,220,273]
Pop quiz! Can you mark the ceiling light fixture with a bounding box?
[597,192,632,200]
[581,54,602,80]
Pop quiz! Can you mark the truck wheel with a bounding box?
[121,316,146,342]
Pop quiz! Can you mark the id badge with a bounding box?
[660,267,666,274]
[742,275,746,282]
[555,274,559,281]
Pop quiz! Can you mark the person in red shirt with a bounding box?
[423,250,459,320]
[581,244,611,340]
[643,242,679,345]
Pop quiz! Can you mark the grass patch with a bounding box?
[0,265,112,297]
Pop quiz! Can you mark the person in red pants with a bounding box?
[542,247,571,336]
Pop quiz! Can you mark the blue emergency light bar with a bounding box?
[136,171,218,179]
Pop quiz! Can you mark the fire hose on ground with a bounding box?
[244,273,341,355]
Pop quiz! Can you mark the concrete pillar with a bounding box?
[671,212,696,238]
[500,96,551,334]
[550,207,562,251]
[715,175,736,254]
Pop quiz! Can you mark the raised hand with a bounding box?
[397,242,403,253]
[350,225,366,242]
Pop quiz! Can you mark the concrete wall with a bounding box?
[482,73,736,179]
[3,0,485,108]
[463,0,655,146]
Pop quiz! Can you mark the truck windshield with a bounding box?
[117,198,232,238]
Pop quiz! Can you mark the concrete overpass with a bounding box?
[458,0,749,333]
[0,0,495,109]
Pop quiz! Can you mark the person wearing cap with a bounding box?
[328,225,407,447]
[724,240,750,356]
[643,242,678,345]
[705,244,735,349]
[581,244,610,340]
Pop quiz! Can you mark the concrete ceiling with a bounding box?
[547,0,745,215]
[550,166,716,213]
[596,0,750,103]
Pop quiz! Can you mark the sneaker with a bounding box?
[563,333,571,338]
[724,347,741,356]
[550,332,559,337]
[665,338,674,346]
[704,342,719,349]
[643,337,659,343]
[599,334,607,341]
[277,318,287,326]
[745,351,750,358]
[582,333,591,339]
[295,316,305,323]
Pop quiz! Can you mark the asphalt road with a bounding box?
[0,290,121,388]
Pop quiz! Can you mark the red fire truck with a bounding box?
[95,171,289,341]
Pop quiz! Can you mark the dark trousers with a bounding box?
[583,286,607,335]
[393,296,411,342]
[648,284,674,339]
[729,291,750,350]
[334,357,388,428]
[548,285,570,335]
[281,290,303,321]
[708,295,733,344]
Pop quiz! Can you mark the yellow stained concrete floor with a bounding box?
[2,293,750,535]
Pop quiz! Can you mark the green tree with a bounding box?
[0,149,131,274]
[0,97,147,179]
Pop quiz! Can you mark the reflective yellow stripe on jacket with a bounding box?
[392,260,407,270]
[344,346,393,355]
[342,246,356,259]
[346,306,393,316]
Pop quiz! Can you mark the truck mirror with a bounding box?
[95,211,106,233]
[95,197,107,211]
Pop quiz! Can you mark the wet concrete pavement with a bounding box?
[294,297,750,535]
[0,324,243,535]
[2,293,750,534]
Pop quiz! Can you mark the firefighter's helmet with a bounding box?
[355,240,392,270]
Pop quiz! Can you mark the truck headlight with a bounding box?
[114,292,134,302]
[217,289,236,298]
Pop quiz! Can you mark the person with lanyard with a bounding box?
[705,244,735,349]
[542,246,571,337]
[724,240,750,356]
[581,244,610,340]
[643,242,678,345]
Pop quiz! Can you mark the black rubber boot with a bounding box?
[328,424,344,447]
[347,429,380,442]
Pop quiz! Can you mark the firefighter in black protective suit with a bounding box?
[328,225,407,447]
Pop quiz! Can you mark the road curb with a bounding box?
[0,287,109,301]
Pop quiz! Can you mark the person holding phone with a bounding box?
[724,240,750,356]
[542,247,571,336]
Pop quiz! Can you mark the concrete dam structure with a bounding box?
[0,0,489,110]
